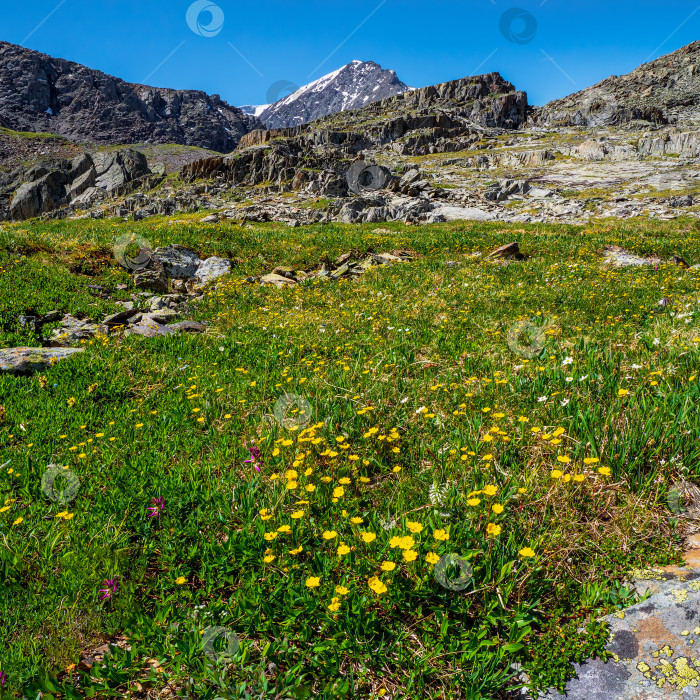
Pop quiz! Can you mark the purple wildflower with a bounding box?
[99,578,118,600]
[147,497,166,519]
[244,445,263,472]
[0,670,6,685]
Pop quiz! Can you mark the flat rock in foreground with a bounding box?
[0,347,85,375]
[541,551,700,699]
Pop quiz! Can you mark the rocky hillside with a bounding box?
[255,61,410,129]
[536,40,700,128]
[0,41,263,152]
[7,41,700,228]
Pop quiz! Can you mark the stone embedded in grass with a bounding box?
[133,265,168,293]
[166,320,207,333]
[260,273,297,288]
[191,256,232,289]
[49,315,106,345]
[0,347,85,376]
[152,245,202,279]
[602,245,661,268]
[487,242,526,260]
[125,323,178,338]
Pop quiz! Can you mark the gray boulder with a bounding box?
[485,179,530,202]
[0,347,85,375]
[133,266,168,293]
[152,245,202,279]
[10,169,69,219]
[92,150,150,192]
[670,195,694,208]
[192,257,232,289]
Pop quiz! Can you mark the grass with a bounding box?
[0,127,68,141]
[1,215,699,698]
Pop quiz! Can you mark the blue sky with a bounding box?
[4,1,700,108]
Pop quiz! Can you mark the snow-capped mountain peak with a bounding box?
[253,60,409,129]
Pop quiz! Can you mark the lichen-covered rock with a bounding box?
[541,551,700,699]
[133,266,168,293]
[260,273,297,288]
[49,315,106,345]
[152,245,202,279]
[192,257,232,289]
[0,347,85,375]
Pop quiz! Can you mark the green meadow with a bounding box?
[1,216,699,698]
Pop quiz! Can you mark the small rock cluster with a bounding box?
[255,249,417,287]
[47,300,207,346]
[131,244,232,294]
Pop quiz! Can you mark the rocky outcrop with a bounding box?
[9,148,153,220]
[182,137,337,191]
[179,72,530,203]
[536,40,700,128]
[0,41,263,152]
[388,73,528,129]
[638,129,700,158]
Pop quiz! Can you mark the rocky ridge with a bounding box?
[535,40,700,128]
[0,41,263,152]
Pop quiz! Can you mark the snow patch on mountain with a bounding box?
[239,104,271,118]
[256,60,409,129]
